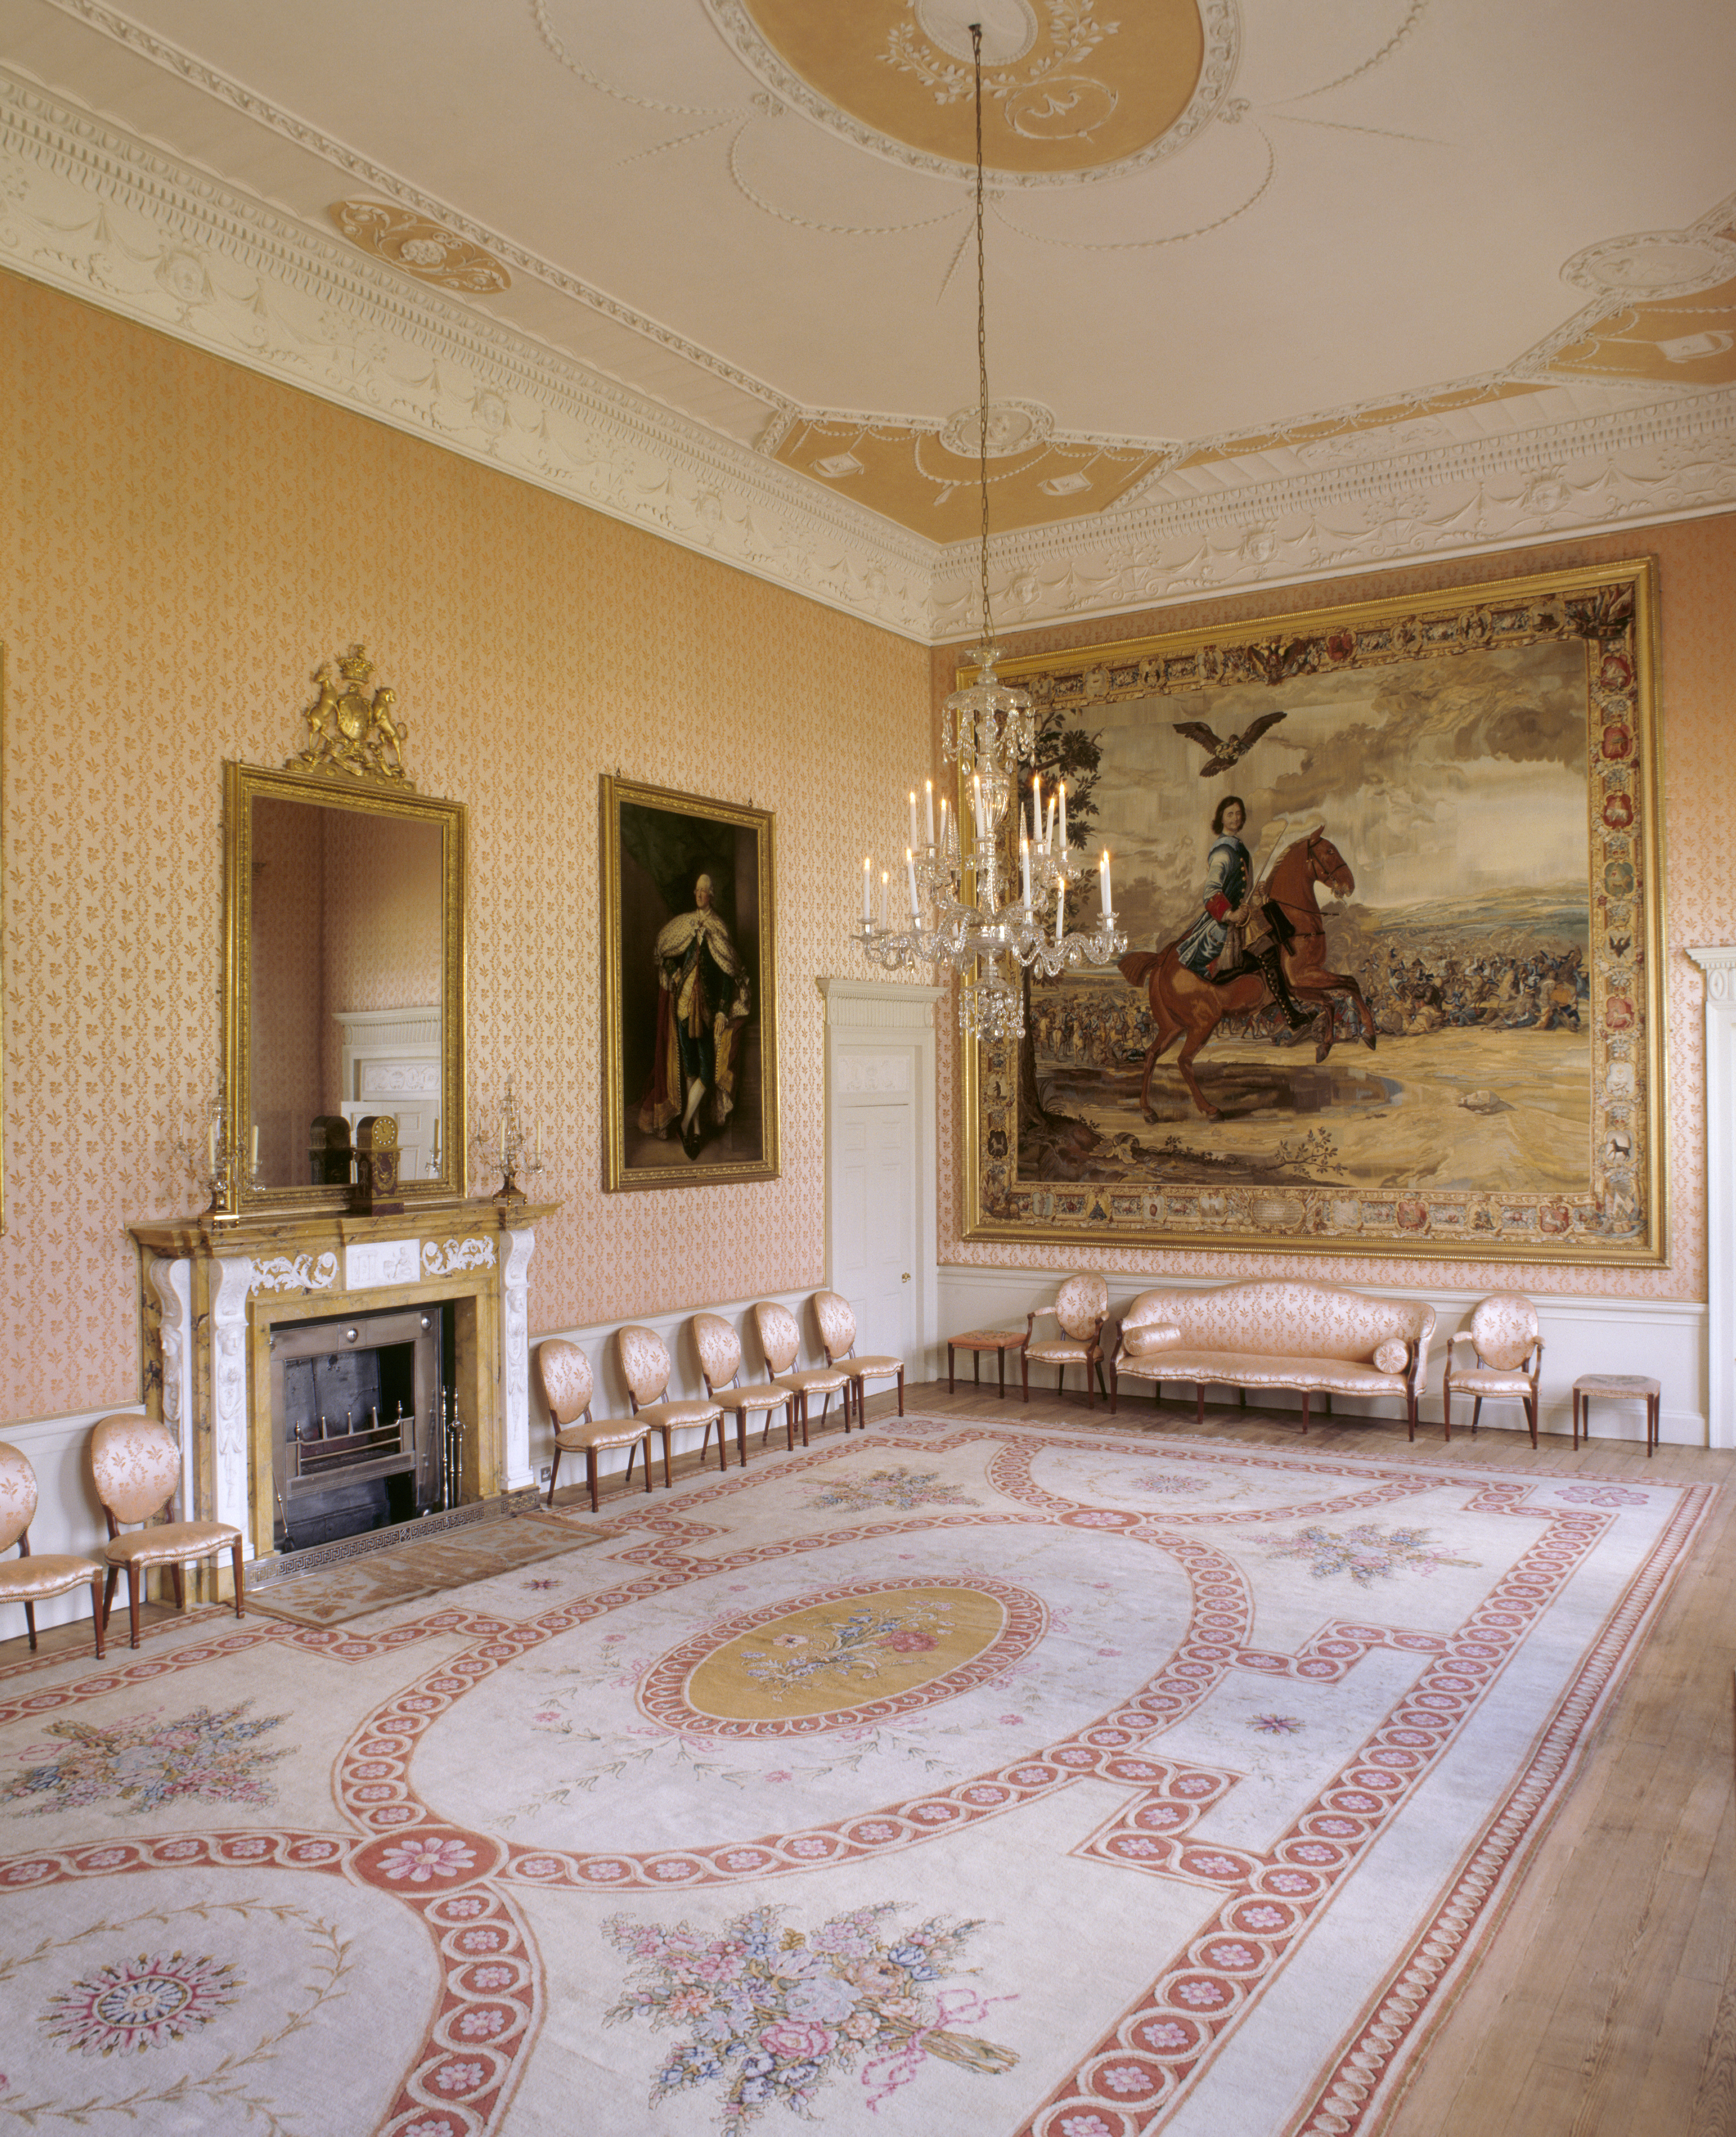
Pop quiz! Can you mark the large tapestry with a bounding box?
[963,560,1664,1263]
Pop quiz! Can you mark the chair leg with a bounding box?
[1526,1396,1538,1449]
[736,1414,749,1468]
[231,1541,246,1619]
[1442,1389,1453,1443]
[1471,1397,1483,1437]
[101,1565,118,1633]
[587,1448,602,1514]
[1300,1392,1311,1434]
[546,1447,562,1507]
[170,1562,185,1613]
[1109,1365,1118,1416]
[640,1438,653,1495]
[126,1563,143,1650]
[660,1429,674,1488]
[24,1598,36,1652]
[89,1573,105,1660]
[1021,1352,1030,1403]
[1195,1384,1205,1427]
[897,1368,904,1418]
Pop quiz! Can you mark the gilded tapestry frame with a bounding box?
[962,558,1666,1266]
[600,775,780,1193]
[222,761,468,1213]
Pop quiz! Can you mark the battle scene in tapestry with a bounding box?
[968,564,1660,1262]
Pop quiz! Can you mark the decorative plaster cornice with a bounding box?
[2,68,1733,645]
[0,70,933,637]
[940,387,1736,636]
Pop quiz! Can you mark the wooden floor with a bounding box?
[6,1378,1730,2133]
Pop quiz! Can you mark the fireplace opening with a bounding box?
[269,1304,452,1554]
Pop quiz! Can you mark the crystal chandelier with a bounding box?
[851,22,1124,1042]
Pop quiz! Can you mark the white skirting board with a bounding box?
[933,1266,1712,1449]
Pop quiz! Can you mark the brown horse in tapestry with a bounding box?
[1120,826,1376,1121]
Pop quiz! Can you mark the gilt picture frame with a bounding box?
[962,558,1665,1265]
[601,775,779,1193]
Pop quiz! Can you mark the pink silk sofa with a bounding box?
[1109,1280,1438,1438]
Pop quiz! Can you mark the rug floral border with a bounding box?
[961,557,1666,1265]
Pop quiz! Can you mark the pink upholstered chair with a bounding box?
[0,1442,106,1658]
[615,1325,728,1482]
[752,1301,853,1444]
[812,1291,904,1428]
[90,1414,244,1650]
[692,1313,794,1461]
[536,1339,651,1512]
[1442,1294,1544,1446]
[1022,1274,1109,1406]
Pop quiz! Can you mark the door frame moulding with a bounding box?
[814,979,943,1381]
[1689,947,1735,1448]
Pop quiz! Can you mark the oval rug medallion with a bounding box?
[640,1578,1046,1738]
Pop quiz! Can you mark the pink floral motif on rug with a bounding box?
[0,1426,1711,2135]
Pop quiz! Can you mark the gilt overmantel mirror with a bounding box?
[222,660,466,1212]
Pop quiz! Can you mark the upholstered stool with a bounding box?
[947,1329,1024,1397]
[1572,1373,1662,1456]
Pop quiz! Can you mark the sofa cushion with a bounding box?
[1372,1337,1409,1374]
[1114,1347,1409,1397]
[1123,1323,1182,1359]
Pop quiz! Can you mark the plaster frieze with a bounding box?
[2,68,1733,645]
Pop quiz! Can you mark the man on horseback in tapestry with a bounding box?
[1176,797,1317,1032]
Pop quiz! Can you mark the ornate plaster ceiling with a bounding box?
[3,0,1735,640]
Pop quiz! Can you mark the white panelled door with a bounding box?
[816,980,943,1384]
[834,1093,915,1366]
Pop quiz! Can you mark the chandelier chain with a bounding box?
[972,21,993,650]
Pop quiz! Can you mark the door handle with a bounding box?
[901,1273,911,1282]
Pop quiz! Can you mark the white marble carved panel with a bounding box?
[209,1256,254,1548]
[423,1236,497,1277]
[253,1252,339,1294]
[501,1227,537,1492]
[345,1239,421,1291]
[147,1255,194,1493]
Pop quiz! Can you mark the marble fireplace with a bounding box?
[131,1198,556,1583]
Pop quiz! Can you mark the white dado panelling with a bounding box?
[2,69,1734,645]
[936,1266,1709,1449]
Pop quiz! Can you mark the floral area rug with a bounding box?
[244,1512,607,1627]
[0,1418,1709,2136]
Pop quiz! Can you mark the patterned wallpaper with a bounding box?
[933,517,1736,1301]
[0,270,927,1423]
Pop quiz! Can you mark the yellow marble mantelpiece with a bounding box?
[130,1199,558,1572]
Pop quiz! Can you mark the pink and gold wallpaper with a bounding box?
[935,518,1736,1301]
[0,270,927,1423]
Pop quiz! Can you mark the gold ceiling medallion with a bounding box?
[287,646,415,787]
[719,0,1228,182]
[329,202,511,293]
